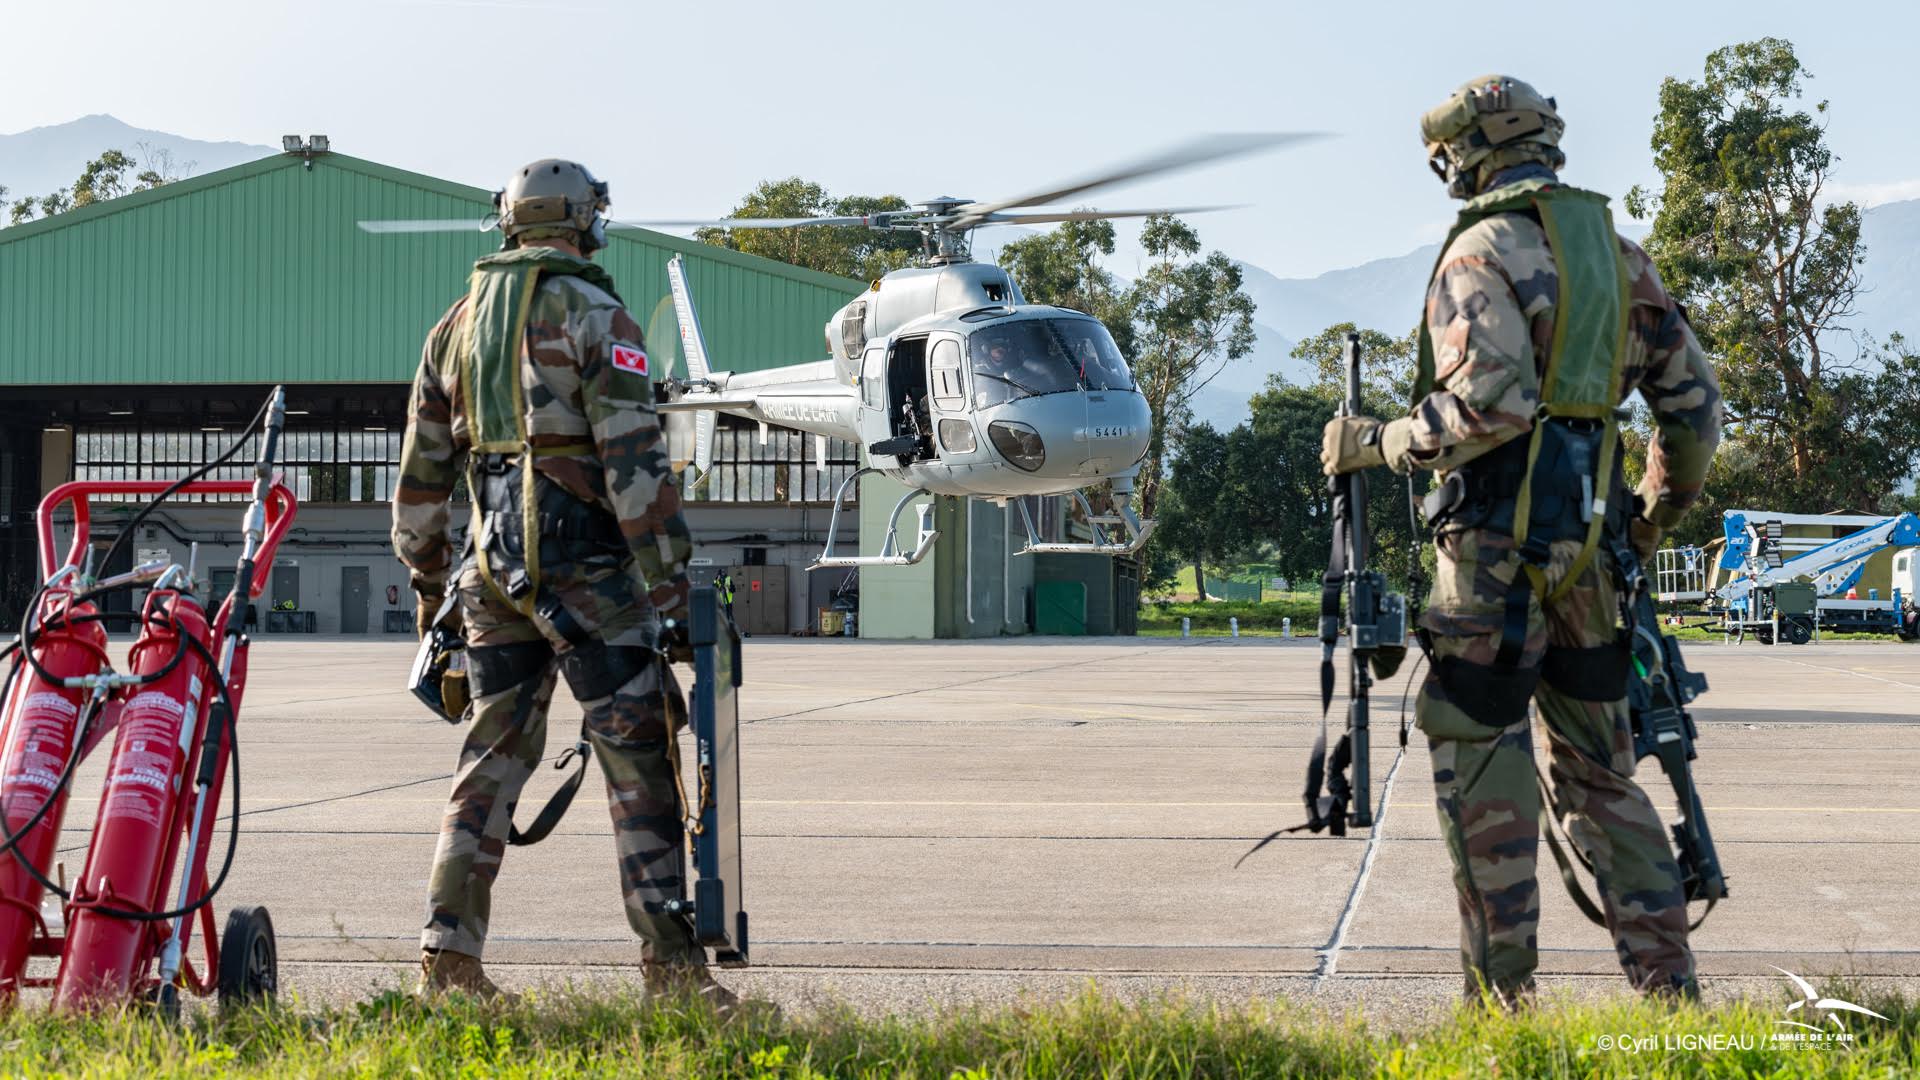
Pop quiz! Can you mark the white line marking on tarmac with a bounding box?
[1769,656,1920,692]
[1312,745,1409,990]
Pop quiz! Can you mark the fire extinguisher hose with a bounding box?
[0,392,272,919]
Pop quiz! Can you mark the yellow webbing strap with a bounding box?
[1500,191,1631,604]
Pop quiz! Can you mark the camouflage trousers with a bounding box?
[1416,526,1695,1001]
[420,558,701,966]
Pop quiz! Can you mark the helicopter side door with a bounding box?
[857,341,900,467]
[926,333,973,458]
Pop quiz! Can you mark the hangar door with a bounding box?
[731,565,788,636]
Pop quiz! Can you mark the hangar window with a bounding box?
[72,422,404,505]
[694,415,860,506]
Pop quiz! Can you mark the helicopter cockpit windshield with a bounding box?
[969,319,1132,407]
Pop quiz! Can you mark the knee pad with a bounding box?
[1539,644,1631,702]
[466,639,554,696]
[562,641,657,701]
[1433,656,1538,729]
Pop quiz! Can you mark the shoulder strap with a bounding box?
[1518,187,1632,602]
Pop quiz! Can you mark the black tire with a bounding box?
[218,905,277,1009]
[1755,626,1775,646]
[1785,618,1812,645]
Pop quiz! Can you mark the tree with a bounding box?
[6,144,185,227]
[1126,215,1257,522]
[1239,325,1433,590]
[693,178,919,280]
[998,218,1134,348]
[1157,423,1240,599]
[1290,322,1419,404]
[1624,38,1914,517]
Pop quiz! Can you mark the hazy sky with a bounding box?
[3,0,1916,278]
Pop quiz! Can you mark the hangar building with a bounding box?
[0,143,1136,637]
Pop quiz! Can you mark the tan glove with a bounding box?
[1629,516,1662,564]
[1321,416,1415,476]
[1322,417,1383,475]
[657,609,694,665]
[415,581,461,640]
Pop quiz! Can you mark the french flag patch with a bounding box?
[610,343,649,376]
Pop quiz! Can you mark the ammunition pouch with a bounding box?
[1421,435,1528,534]
[1540,642,1632,702]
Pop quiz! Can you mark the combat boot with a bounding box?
[643,960,744,1016]
[416,948,518,1004]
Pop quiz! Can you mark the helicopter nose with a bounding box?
[1073,392,1151,477]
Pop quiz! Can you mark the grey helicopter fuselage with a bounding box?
[679,261,1151,500]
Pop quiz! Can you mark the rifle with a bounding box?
[1619,541,1728,909]
[1539,516,1728,927]
[1236,334,1418,865]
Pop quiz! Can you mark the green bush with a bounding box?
[1140,594,1319,636]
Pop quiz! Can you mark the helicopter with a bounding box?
[359,134,1315,569]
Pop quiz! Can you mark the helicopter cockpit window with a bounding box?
[929,338,965,411]
[968,319,1133,407]
[840,301,868,362]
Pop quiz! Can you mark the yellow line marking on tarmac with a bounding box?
[1770,656,1920,692]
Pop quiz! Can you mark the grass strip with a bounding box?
[0,982,1913,1078]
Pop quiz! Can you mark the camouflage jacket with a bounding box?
[392,255,693,619]
[1405,196,1721,528]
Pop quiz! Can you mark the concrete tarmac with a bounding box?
[39,634,1920,1016]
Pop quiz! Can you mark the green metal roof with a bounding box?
[0,152,862,385]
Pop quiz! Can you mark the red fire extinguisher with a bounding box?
[0,586,110,1001]
[52,589,219,1007]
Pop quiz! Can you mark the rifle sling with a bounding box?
[508,732,592,847]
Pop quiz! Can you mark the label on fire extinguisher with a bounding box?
[106,692,188,828]
[2,696,78,826]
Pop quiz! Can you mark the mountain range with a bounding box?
[0,114,276,200]
[5,115,1917,434]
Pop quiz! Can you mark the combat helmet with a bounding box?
[493,159,611,253]
[1421,75,1565,199]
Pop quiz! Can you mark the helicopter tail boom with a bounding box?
[667,255,719,476]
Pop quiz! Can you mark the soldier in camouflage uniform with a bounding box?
[394,159,733,1007]
[1320,76,1722,1005]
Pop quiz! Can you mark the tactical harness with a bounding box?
[1414,180,1725,927]
[450,248,675,848]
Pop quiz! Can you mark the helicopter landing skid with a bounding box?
[808,467,941,570]
[1014,490,1156,556]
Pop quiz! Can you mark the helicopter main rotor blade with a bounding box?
[949,132,1324,229]
[970,205,1245,227]
[357,218,493,234]
[358,214,892,235]
[612,215,883,230]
